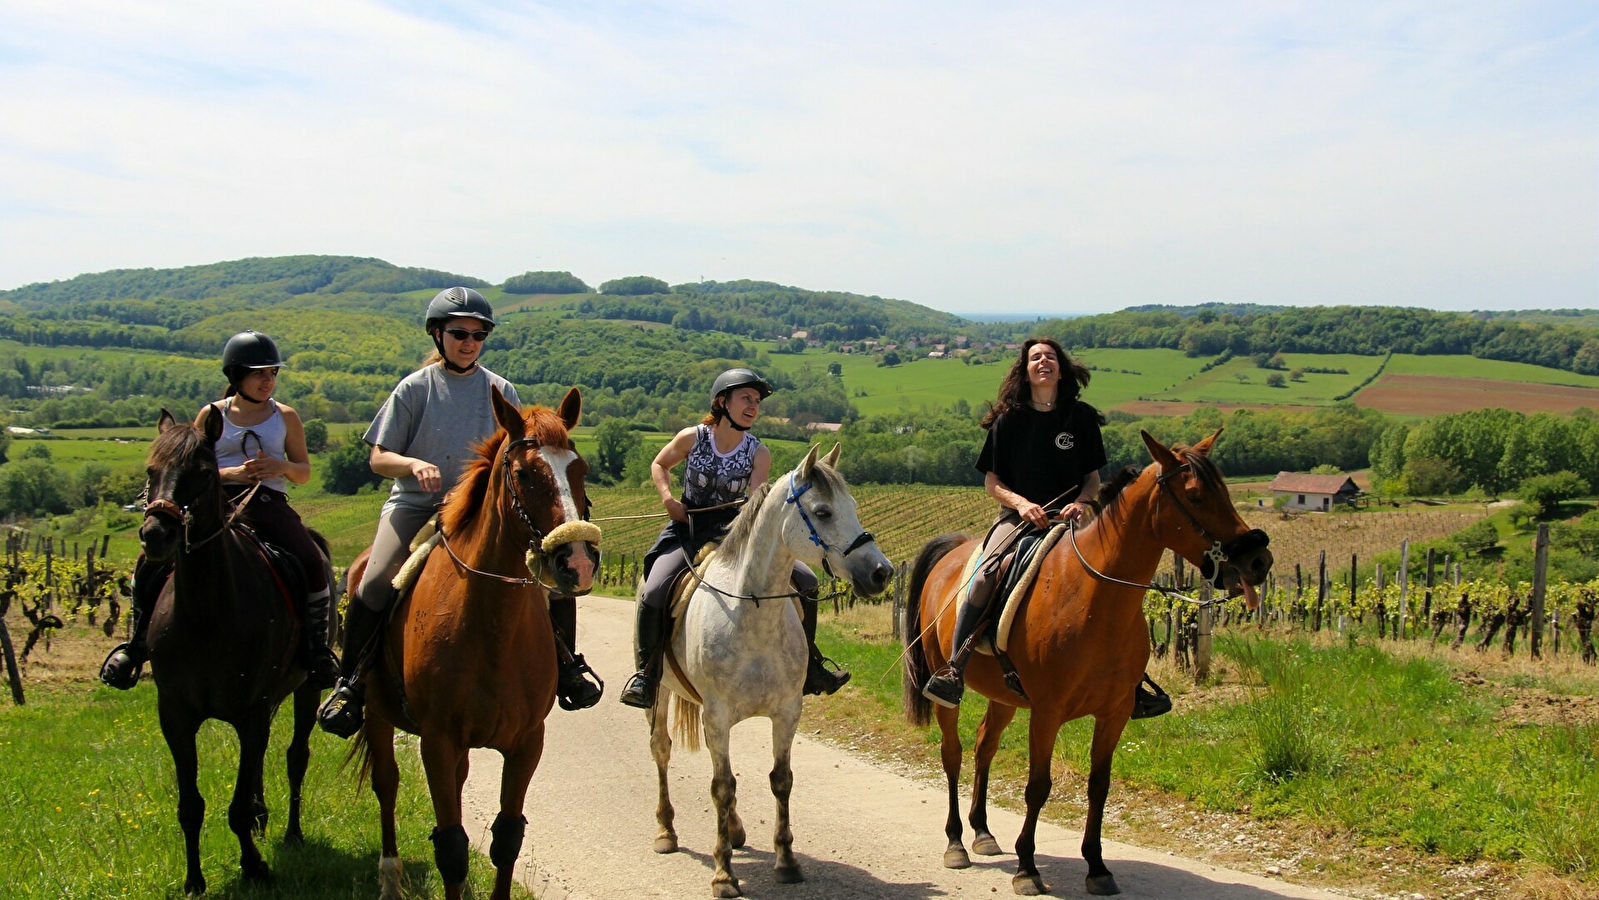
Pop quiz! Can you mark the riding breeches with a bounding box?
[964,509,1029,612]
[355,503,435,611]
[227,485,327,595]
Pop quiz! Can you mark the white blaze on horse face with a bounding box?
[536,447,584,523]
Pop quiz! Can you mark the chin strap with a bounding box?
[431,334,478,374]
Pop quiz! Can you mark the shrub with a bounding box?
[1455,519,1500,557]
[302,418,328,454]
[1518,470,1588,512]
[1265,373,1286,388]
[322,434,384,495]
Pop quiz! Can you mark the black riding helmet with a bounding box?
[426,287,496,373]
[221,331,284,398]
[710,368,773,431]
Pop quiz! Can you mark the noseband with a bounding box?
[1154,462,1269,587]
[143,480,259,554]
[784,472,876,579]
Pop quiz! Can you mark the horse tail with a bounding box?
[670,694,702,752]
[904,532,967,727]
[345,726,373,790]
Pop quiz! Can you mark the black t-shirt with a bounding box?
[975,401,1107,508]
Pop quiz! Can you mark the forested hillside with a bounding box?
[1041,305,1599,374]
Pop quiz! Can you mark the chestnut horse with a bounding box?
[903,430,1272,896]
[350,388,599,900]
[141,410,331,895]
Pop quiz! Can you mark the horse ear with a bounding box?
[797,444,820,479]
[1141,430,1180,472]
[491,387,524,441]
[157,409,177,434]
[1192,428,1224,457]
[823,443,841,469]
[201,406,224,445]
[557,387,582,430]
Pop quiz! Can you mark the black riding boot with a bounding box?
[317,600,384,738]
[1130,673,1172,720]
[921,599,988,709]
[800,591,850,696]
[619,602,670,709]
[300,590,340,691]
[549,594,603,711]
[99,558,167,690]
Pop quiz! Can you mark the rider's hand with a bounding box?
[1063,501,1091,524]
[1017,500,1050,529]
[411,460,442,493]
[240,451,277,482]
[664,497,688,523]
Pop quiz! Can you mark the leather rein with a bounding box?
[144,480,263,554]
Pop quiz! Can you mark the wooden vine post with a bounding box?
[1195,582,1213,682]
[1531,523,1549,659]
[1398,539,1410,639]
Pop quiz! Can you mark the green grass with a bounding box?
[1155,354,1385,405]
[1386,354,1599,387]
[9,436,150,474]
[0,684,532,899]
[815,620,1599,879]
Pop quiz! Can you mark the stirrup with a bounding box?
[804,654,851,696]
[921,668,965,709]
[317,680,365,738]
[99,643,143,691]
[1130,675,1172,720]
[618,671,656,710]
[557,653,604,711]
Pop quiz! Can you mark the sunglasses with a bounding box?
[444,328,491,343]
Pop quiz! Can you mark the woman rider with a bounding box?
[919,338,1170,719]
[99,331,340,690]
[317,288,603,738]
[617,368,850,709]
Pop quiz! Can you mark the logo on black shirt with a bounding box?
[1055,431,1075,450]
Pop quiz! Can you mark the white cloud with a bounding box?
[0,0,1593,314]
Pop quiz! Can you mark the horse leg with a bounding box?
[284,682,319,845]
[228,711,274,882]
[769,704,803,884]
[159,706,207,896]
[934,702,969,869]
[648,702,678,853]
[971,700,1018,857]
[705,712,742,898]
[1082,716,1129,896]
[1012,713,1063,896]
[420,734,472,900]
[487,728,545,900]
[366,713,404,900]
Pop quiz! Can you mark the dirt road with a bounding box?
[456,595,1347,899]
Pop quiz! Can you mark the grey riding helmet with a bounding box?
[425,287,497,332]
[710,368,773,404]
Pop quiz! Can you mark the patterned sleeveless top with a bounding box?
[682,424,761,509]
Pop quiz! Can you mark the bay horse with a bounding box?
[141,409,330,895]
[351,387,599,900]
[903,430,1272,896]
[650,444,893,899]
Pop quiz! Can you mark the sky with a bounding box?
[1,1,1595,317]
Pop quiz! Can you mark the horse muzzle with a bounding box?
[537,520,601,596]
[843,549,894,599]
[139,508,182,563]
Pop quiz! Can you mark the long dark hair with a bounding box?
[979,337,1091,429]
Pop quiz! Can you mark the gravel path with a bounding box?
[456,594,1346,900]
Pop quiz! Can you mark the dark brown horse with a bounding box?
[351,388,598,900]
[141,410,329,895]
[904,430,1272,896]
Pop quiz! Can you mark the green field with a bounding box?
[1385,353,1599,387]
[1153,353,1385,405]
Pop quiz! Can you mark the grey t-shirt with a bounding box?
[364,364,521,510]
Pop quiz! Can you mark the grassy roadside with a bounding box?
[805,604,1599,900]
[0,625,531,900]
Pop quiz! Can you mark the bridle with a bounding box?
[1065,460,1267,607]
[436,436,601,593]
[784,471,877,579]
[143,475,261,555]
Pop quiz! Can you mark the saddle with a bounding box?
[237,524,306,622]
[955,522,1070,699]
[391,515,443,599]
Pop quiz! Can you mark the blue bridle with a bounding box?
[785,471,876,578]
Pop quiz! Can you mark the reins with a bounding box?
[144,479,264,554]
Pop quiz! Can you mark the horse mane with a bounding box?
[716,460,847,560]
[440,405,575,533]
[1096,465,1142,513]
[147,422,213,470]
[1096,441,1227,516]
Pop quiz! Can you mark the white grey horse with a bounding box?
[648,444,893,898]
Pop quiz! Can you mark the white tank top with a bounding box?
[213,398,290,493]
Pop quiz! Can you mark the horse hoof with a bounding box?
[712,877,741,898]
[943,845,972,869]
[1085,874,1120,896]
[242,859,272,882]
[654,835,679,854]
[283,827,304,847]
[775,864,804,884]
[972,833,1004,856]
[1012,872,1048,895]
[183,875,206,896]
[378,855,404,900]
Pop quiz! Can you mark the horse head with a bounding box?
[1141,429,1273,608]
[140,409,224,564]
[780,444,894,597]
[491,387,600,596]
